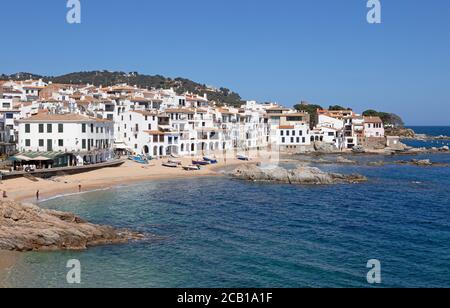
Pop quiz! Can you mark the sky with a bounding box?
[1,0,449,125]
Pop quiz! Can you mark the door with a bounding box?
[47,139,53,152]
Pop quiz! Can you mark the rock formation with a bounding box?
[232,164,367,185]
[0,201,143,252]
[314,142,338,153]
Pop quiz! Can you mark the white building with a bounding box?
[17,113,114,164]
[364,116,385,137]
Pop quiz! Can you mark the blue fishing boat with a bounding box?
[237,154,249,161]
[203,156,218,164]
[128,155,148,164]
[192,160,211,166]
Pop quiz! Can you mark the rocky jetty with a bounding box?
[232,164,367,185]
[0,201,143,252]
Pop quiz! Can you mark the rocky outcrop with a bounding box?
[314,142,338,153]
[394,159,449,167]
[0,201,143,252]
[232,164,367,185]
[335,156,357,164]
[385,127,416,138]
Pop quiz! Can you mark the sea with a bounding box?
[2,127,450,288]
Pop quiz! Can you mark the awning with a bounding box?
[113,143,133,150]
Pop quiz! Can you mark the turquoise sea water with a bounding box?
[2,127,450,288]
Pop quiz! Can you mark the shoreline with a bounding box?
[1,157,253,204]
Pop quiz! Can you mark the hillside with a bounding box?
[0,71,245,107]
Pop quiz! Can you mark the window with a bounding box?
[25,139,31,147]
[82,139,86,149]
[47,124,52,133]
[299,130,303,136]
[58,139,64,147]
[296,137,300,143]
[292,130,296,136]
[282,137,285,143]
[291,137,294,143]
[82,124,86,133]
[302,137,306,143]
[91,124,94,133]
[280,131,284,136]
[58,124,64,133]
[148,124,152,130]
[39,124,44,133]
[39,139,44,147]
[25,124,30,133]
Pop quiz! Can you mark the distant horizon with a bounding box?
[1,0,450,126]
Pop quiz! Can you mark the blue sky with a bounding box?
[1,0,449,125]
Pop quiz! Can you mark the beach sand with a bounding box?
[0,155,258,203]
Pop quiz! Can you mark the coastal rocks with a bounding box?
[352,145,366,154]
[401,146,450,155]
[232,164,367,185]
[314,142,338,153]
[385,127,416,138]
[0,201,143,252]
[394,159,448,167]
[335,156,357,164]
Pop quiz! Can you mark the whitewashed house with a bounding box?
[17,113,114,164]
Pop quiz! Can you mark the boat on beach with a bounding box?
[128,155,148,164]
[168,159,182,165]
[162,162,179,168]
[203,156,218,164]
[192,160,211,166]
[237,154,249,161]
[183,165,201,171]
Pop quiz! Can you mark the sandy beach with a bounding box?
[0,156,256,204]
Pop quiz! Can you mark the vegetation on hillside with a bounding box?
[294,101,323,128]
[0,71,245,107]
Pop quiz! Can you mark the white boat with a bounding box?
[170,154,180,159]
[162,162,179,168]
[183,165,201,171]
[168,159,182,165]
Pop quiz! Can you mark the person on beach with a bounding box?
[79,184,82,193]
[36,190,40,200]
[2,190,7,199]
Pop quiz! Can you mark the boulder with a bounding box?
[314,142,338,153]
[0,201,144,252]
[352,145,366,153]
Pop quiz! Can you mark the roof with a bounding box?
[165,108,195,114]
[132,110,159,116]
[18,113,112,123]
[144,130,166,135]
[279,125,295,129]
[364,116,383,123]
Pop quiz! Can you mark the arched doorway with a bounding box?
[143,145,149,155]
[181,144,185,152]
[153,146,158,156]
[159,146,164,156]
[191,143,195,152]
